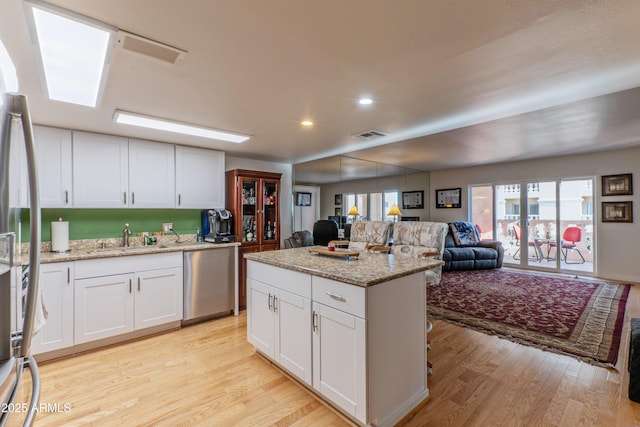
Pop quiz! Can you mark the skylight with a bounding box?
[25,1,115,107]
[113,110,250,143]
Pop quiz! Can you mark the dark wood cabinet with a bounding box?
[226,169,282,309]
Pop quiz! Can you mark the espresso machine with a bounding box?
[202,209,237,243]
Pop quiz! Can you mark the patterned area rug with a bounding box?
[428,269,630,368]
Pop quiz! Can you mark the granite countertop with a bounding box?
[244,246,444,287]
[15,237,239,266]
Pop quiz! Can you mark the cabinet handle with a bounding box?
[129,279,132,293]
[178,194,181,206]
[123,192,127,204]
[65,190,69,204]
[132,192,135,205]
[326,292,346,302]
[312,311,318,333]
[67,267,70,284]
[273,295,277,313]
[268,293,273,311]
[137,277,141,292]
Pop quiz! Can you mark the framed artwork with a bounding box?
[602,201,633,222]
[296,192,312,206]
[402,190,424,209]
[334,194,342,206]
[334,207,342,216]
[435,188,461,208]
[602,174,633,196]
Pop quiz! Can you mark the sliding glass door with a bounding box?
[476,177,594,274]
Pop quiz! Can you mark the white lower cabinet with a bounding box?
[312,301,366,421]
[134,267,183,330]
[74,273,134,344]
[31,262,75,355]
[74,253,183,345]
[247,260,428,427]
[247,263,312,385]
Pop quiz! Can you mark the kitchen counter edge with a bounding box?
[244,247,444,288]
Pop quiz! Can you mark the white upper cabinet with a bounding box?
[34,126,73,208]
[128,139,175,208]
[175,145,225,209]
[73,131,129,208]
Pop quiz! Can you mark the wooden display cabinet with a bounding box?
[226,169,282,309]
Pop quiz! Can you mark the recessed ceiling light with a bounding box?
[25,1,116,107]
[113,110,250,143]
[358,98,373,105]
[301,120,314,127]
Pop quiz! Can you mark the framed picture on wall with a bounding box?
[334,194,342,205]
[335,207,342,216]
[602,174,633,196]
[602,201,633,222]
[402,190,424,209]
[296,192,312,206]
[435,188,461,208]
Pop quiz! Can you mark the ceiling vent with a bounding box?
[116,30,187,64]
[353,130,388,140]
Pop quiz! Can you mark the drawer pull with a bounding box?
[268,293,273,311]
[326,292,346,302]
[273,295,278,313]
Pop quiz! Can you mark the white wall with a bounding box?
[429,146,640,283]
[293,184,320,232]
[226,156,293,245]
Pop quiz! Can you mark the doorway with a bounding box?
[473,178,594,274]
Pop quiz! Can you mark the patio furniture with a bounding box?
[549,226,586,264]
[512,224,539,261]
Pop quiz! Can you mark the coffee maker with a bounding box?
[202,209,237,243]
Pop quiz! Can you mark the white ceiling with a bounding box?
[2,0,640,184]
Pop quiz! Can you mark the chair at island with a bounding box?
[312,219,339,246]
[390,220,449,377]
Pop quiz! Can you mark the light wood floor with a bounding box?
[13,283,640,426]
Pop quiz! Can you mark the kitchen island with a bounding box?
[245,247,443,427]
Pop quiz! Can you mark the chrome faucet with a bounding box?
[123,223,132,247]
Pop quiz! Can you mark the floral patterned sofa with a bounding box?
[443,221,504,271]
[348,220,392,250]
[391,221,449,285]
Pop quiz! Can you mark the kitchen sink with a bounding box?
[87,245,168,256]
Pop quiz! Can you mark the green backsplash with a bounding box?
[19,209,202,242]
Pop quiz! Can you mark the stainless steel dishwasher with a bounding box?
[183,247,235,324]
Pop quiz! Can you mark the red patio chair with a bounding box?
[549,226,585,264]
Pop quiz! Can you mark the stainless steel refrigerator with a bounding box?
[0,39,42,427]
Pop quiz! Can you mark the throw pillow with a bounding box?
[449,221,480,246]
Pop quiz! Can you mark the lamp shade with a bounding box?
[347,205,359,216]
[387,204,402,216]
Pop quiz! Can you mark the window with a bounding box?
[343,190,399,221]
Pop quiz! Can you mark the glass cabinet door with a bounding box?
[262,180,279,243]
[240,178,257,243]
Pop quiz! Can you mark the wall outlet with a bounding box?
[162,223,174,232]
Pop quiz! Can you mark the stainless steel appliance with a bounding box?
[182,248,235,324]
[203,209,236,243]
[0,41,42,427]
